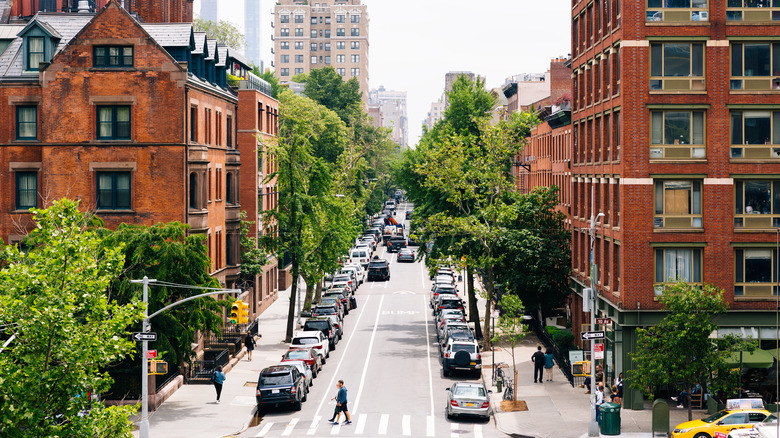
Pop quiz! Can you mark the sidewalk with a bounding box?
[481,334,696,438]
[132,287,295,438]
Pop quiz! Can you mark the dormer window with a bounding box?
[94,46,133,68]
[27,37,44,71]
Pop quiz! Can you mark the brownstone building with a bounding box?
[0,1,279,320]
[10,0,193,24]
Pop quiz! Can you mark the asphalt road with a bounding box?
[241,202,507,438]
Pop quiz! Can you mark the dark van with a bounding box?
[367,259,390,281]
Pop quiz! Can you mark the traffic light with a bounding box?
[230,300,249,324]
[148,360,168,375]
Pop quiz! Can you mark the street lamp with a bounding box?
[588,208,605,437]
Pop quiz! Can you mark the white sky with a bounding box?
[195,0,572,146]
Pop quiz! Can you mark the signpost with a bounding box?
[146,350,157,359]
[132,332,157,342]
[595,343,604,360]
[581,330,605,340]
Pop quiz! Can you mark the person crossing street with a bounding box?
[332,380,352,425]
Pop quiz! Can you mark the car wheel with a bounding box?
[330,341,336,350]
[302,387,308,402]
[326,349,330,358]
[446,409,453,420]
[693,434,710,438]
[312,367,318,378]
[443,367,450,377]
[293,399,303,411]
[321,355,327,364]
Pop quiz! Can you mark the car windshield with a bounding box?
[369,261,387,268]
[305,321,329,330]
[285,350,310,359]
[320,299,338,306]
[441,300,462,308]
[323,293,344,300]
[702,411,730,423]
[452,344,477,353]
[454,386,486,397]
[292,337,319,345]
[437,288,457,294]
[260,373,293,386]
[313,308,336,315]
[762,415,778,424]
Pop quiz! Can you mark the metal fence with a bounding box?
[188,349,230,382]
[528,318,576,387]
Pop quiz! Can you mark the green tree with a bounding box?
[303,66,362,125]
[193,17,245,50]
[0,199,144,437]
[492,294,526,403]
[239,211,268,287]
[628,282,749,420]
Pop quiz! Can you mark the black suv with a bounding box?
[367,259,390,281]
[256,365,307,412]
[387,236,407,253]
[303,317,338,350]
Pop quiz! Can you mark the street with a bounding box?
[241,203,506,437]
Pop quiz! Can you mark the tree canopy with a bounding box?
[193,18,245,50]
[303,66,363,126]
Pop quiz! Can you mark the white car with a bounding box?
[349,247,371,268]
[331,280,353,295]
[279,359,314,388]
[332,274,356,291]
[341,265,364,285]
[290,330,330,363]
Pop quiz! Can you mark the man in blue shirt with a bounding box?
[332,380,352,425]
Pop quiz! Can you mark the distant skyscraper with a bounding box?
[369,86,408,148]
[200,0,219,22]
[245,0,263,68]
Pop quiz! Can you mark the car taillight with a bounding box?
[439,306,444,309]
[291,386,298,394]
[445,352,450,358]
[477,353,481,359]
[481,402,490,408]
[450,400,458,407]
[313,345,323,349]
[256,389,262,397]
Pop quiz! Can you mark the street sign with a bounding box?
[146,350,157,359]
[132,332,157,342]
[595,343,604,360]
[596,318,612,325]
[581,330,605,340]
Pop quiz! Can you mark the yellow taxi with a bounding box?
[672,407,771,438]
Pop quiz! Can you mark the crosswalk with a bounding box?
[252,414,485,437]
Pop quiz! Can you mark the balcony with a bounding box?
[226,149,240,165]
[238,71,274,97]
[226,204,241,222]
[188,209,208,230]
[188,145,208,163]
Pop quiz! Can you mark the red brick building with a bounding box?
[0,1,279,320]
[10,0,193,24]
[565,0,780,407]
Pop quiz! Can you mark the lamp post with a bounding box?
[588,201,605,437]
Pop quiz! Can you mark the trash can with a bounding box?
[600,402,621,435]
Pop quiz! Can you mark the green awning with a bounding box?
[725,349,775,369]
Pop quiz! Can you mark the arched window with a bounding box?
[189,172,198,209]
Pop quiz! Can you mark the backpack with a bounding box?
[210,370,218,383]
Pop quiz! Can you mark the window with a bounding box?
[189,172,199,209]
[26,36,44,71]
[280,28,289,37]
[97,106,130,140]
[734,180,780,228]
[649,42,705,91]
[281,54,289,63]
[281,41,290,50]
[310,30,317,38]
[190,106,197,142]
[294,68,304,75]
[654,248,702,295]
[337,68,345,76]
[337,41,345,49]
[311,56,317,64]
[96,171,131,210]
[325,17,331,24]
[730,43,780,90]
[646,0,709,22]
[734,248,779,298]
[336,14,345,23]
[325,43,331,51]
[311,17,317,24]
[93,46,133,68]
[351,67,359,76]
[310,43,317,51]
[16,106,37,140]
[727,0,780,21]
[294,28,304,37]
[654,180,702,228]
[336,54,345,63]
[650,110,705,158]
[337,28,345,37]
[226,172,235,204]
[324,55,331,64]
[351,28,359,36]
[15,172,37,210]
[280,14,290,23]
[325,30,331,38]
[227,115,232,147]
[351,54,359,63]
[294,14,303,23]
[351,14,360,23]
[351,41,359,49]
[730,111,780,159]
[295,41,304,50]
[280,68,289,76]
[295,54,304,63]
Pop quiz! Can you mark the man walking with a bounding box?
[332,380,352,425]
[244,333,256,361]
[531,346,546,383]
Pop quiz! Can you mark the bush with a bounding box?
[552,329,575,351]
[545,326,559,335]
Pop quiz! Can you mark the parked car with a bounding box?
[349,247,371,268]
[290,330,330,362]
[439,327,474,354]
[303,317,338,350]
[442,335,482,377]
[367,259,391,281]
[256,365,307,412]
[330,280,353,296]
[431,267,455,279]
[445,382,492,421]
[332,274,356,293]
[729,414,779,438]
[279,360,313,388]
[318,298,345,318]
[438,320,470,342]
[323,291,351,315]
[281,348,322,376]
[673,407,771,438]
[431,285,459,308]
[312,304,343,325]
[387,236,408,253]
[397,248,415,262]
[406,210,412,220]
[322,314,343,340]
[435,296,465,317]
[341,264,365,285]
[436,309,466,327]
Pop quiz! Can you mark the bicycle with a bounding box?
[492,362,507,387]
[502,375,514,401]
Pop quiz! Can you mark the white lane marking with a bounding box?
[355,413,367,434]
[474,423,483,438]
[402,414,411,436]
[426,415,435,437]
[306,416,321,435]
[313,295,373,419]
[281,418,298,436]
[450,422,459,438]
[254,421,273,437]
[377,414,389,435]
[424,295,435,416]
[352,294,385,413]
[330,420,340,434]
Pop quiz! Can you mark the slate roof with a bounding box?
[0,25,25,39]
[193,31,206,55]
[141,23,192,48]
[206,39,216,61]
[216,43,228,67]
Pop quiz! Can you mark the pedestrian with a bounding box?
[544,349,555,381]
[581,364,603,394]
[531,346,546,383]
[332,380,352,425]
[211,366,226,404]
[610,385,622,406]
[615,372,623,399]
[244,333,256,361]
[595,383,605,423]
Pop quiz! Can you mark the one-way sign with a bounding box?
[132,332,157,342]
[581,330,605,340]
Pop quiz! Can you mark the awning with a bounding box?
[725,349,775,369]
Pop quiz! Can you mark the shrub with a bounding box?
[545,326,559,335]
[552,330,575,351]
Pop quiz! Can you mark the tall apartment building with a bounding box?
[199,0,218,22]
[368,86,408,147]
[245,0,264,68]
[567,0,780,408]
[426,98,444,130]
[273,0,369,101]
[444,71,475,108]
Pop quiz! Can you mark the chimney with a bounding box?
[78,0,90,12]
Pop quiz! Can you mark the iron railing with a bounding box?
[188,349,229,382]
[528,318,576,387]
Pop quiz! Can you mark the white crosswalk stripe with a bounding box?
[377,413,390,435]
[281,418,298,436]
[254,421,273,437]
[306,416,321,435]
[355,413,367,434]
[402,414,411,436]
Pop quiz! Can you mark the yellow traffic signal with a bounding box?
[230,300,249,324]
[148,360,168,375]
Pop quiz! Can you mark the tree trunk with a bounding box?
[467,267,482,340]
[286,261,299,343]
[482,267,495,351]
[314,281,323,302]
[303,279,315,311]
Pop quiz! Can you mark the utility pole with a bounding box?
[588,186,605,437]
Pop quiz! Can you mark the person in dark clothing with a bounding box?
[212,366,226,403]
[332,380,351,425]
[244,334,256,361]
[531,346,546,383]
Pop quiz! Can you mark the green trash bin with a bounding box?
[600,402,621,435]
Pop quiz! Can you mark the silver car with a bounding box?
[445,382,491,421]
[279,359,314,388]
